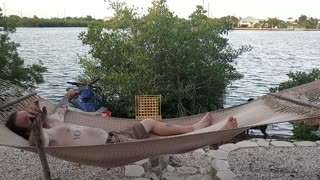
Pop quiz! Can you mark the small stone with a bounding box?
[200,166,210,174]
[215,170,236,180]
[125,165,145,177]
[203,146,211,152]
[176,167,198,174]
[236,140,259,147]
[207,150,228,160]
[161,172,185,180]
[147,172,159,180]
[134,178,150,180]
[201,175,213,180]
[194,148,206,155]
[185,175,203,180]
[315,141,320,145]
[167,165,175,172]
[211,160,230,171]
[218,144,240,152]
[293,141,317,147]
[270,141,294,147]
[256,139,270,147]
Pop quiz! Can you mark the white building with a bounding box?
[103,16,113,21]
[239,16,260,28]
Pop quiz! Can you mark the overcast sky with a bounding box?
[1,0,320,20]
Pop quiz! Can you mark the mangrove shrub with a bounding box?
[0,8,47,87]
[78,0,250,118]
[270,69,320,140]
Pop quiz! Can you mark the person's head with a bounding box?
[6,111,32,140]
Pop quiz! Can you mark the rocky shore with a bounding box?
[1,139,320,180]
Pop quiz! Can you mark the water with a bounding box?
[10,28,320,136]
[11,28,89,101]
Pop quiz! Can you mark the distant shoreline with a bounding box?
[234,28,320,31]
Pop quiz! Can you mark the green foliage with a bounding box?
[296,15,319,29]
[219,16,239,29]
[292,122,320,140]
[0,8,47,86]
[270,69,320,140]
[6,15,103,27]
[269,69,320,93]
[79,0,250,118]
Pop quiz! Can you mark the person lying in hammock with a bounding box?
[5,90,238,146]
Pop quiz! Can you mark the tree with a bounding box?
[266,18,285,28]
[0,8,47,86]
[220,16,239,29]
[78,0,250,118]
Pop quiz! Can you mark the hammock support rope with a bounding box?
[1,79,320,168]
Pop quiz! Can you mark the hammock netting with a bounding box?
[1,79,320,168]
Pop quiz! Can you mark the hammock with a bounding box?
[1,79,320,168]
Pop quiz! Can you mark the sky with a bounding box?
[1,0,320,20]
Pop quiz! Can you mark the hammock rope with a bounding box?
[1,79,320,168]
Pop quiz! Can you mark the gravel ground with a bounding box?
[228,146,320,180]
[4,144,320,180]
[0,146,133,180]
[0,146,208,180]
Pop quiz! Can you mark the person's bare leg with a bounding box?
[221,116,238,130]
[140,113,214,136]
[191,112,214,130]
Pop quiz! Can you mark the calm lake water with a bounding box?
[10,28,320,136]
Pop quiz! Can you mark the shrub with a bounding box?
[0,8,47,87]
[270,69,320,140]
[78,0,250,118]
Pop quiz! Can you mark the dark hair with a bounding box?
[6,111,29,140]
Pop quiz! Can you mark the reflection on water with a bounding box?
[11,28,320,136]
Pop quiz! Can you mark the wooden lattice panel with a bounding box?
[135,95,162,120]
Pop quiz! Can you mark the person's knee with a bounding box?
[140,118,158,132]
[141,118,157,126]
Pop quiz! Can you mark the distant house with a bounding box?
[286,17,296,29]
[103,16,113,21]
[238,16,260,28]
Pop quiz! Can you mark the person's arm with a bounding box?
[54,89,78,112]
[50,90,78,123]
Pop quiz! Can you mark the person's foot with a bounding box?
[222,116,238,130]
[192,112,214,130]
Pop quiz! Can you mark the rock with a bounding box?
[185,174,203,180]
[176,167,198,174]
[211,160,230,171]
[255,139,270,147]
[218,143,240,152]
[236,140,259,148]
[200,166,210,174]
[161,172,185,180]
[147,172,159,180]
[293,141,317,147]
[125,165,145,177]
[201,175,213,180]
[133,158,151,172]
[214,170,236,180]
[208,150,228,160]
[193,148,206,155]
[167,165,175,172]
[270,141,294,147]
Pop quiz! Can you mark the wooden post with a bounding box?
[32,116,51,180]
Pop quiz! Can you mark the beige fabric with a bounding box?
[109,123,149,143]
[1,79,320,168]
